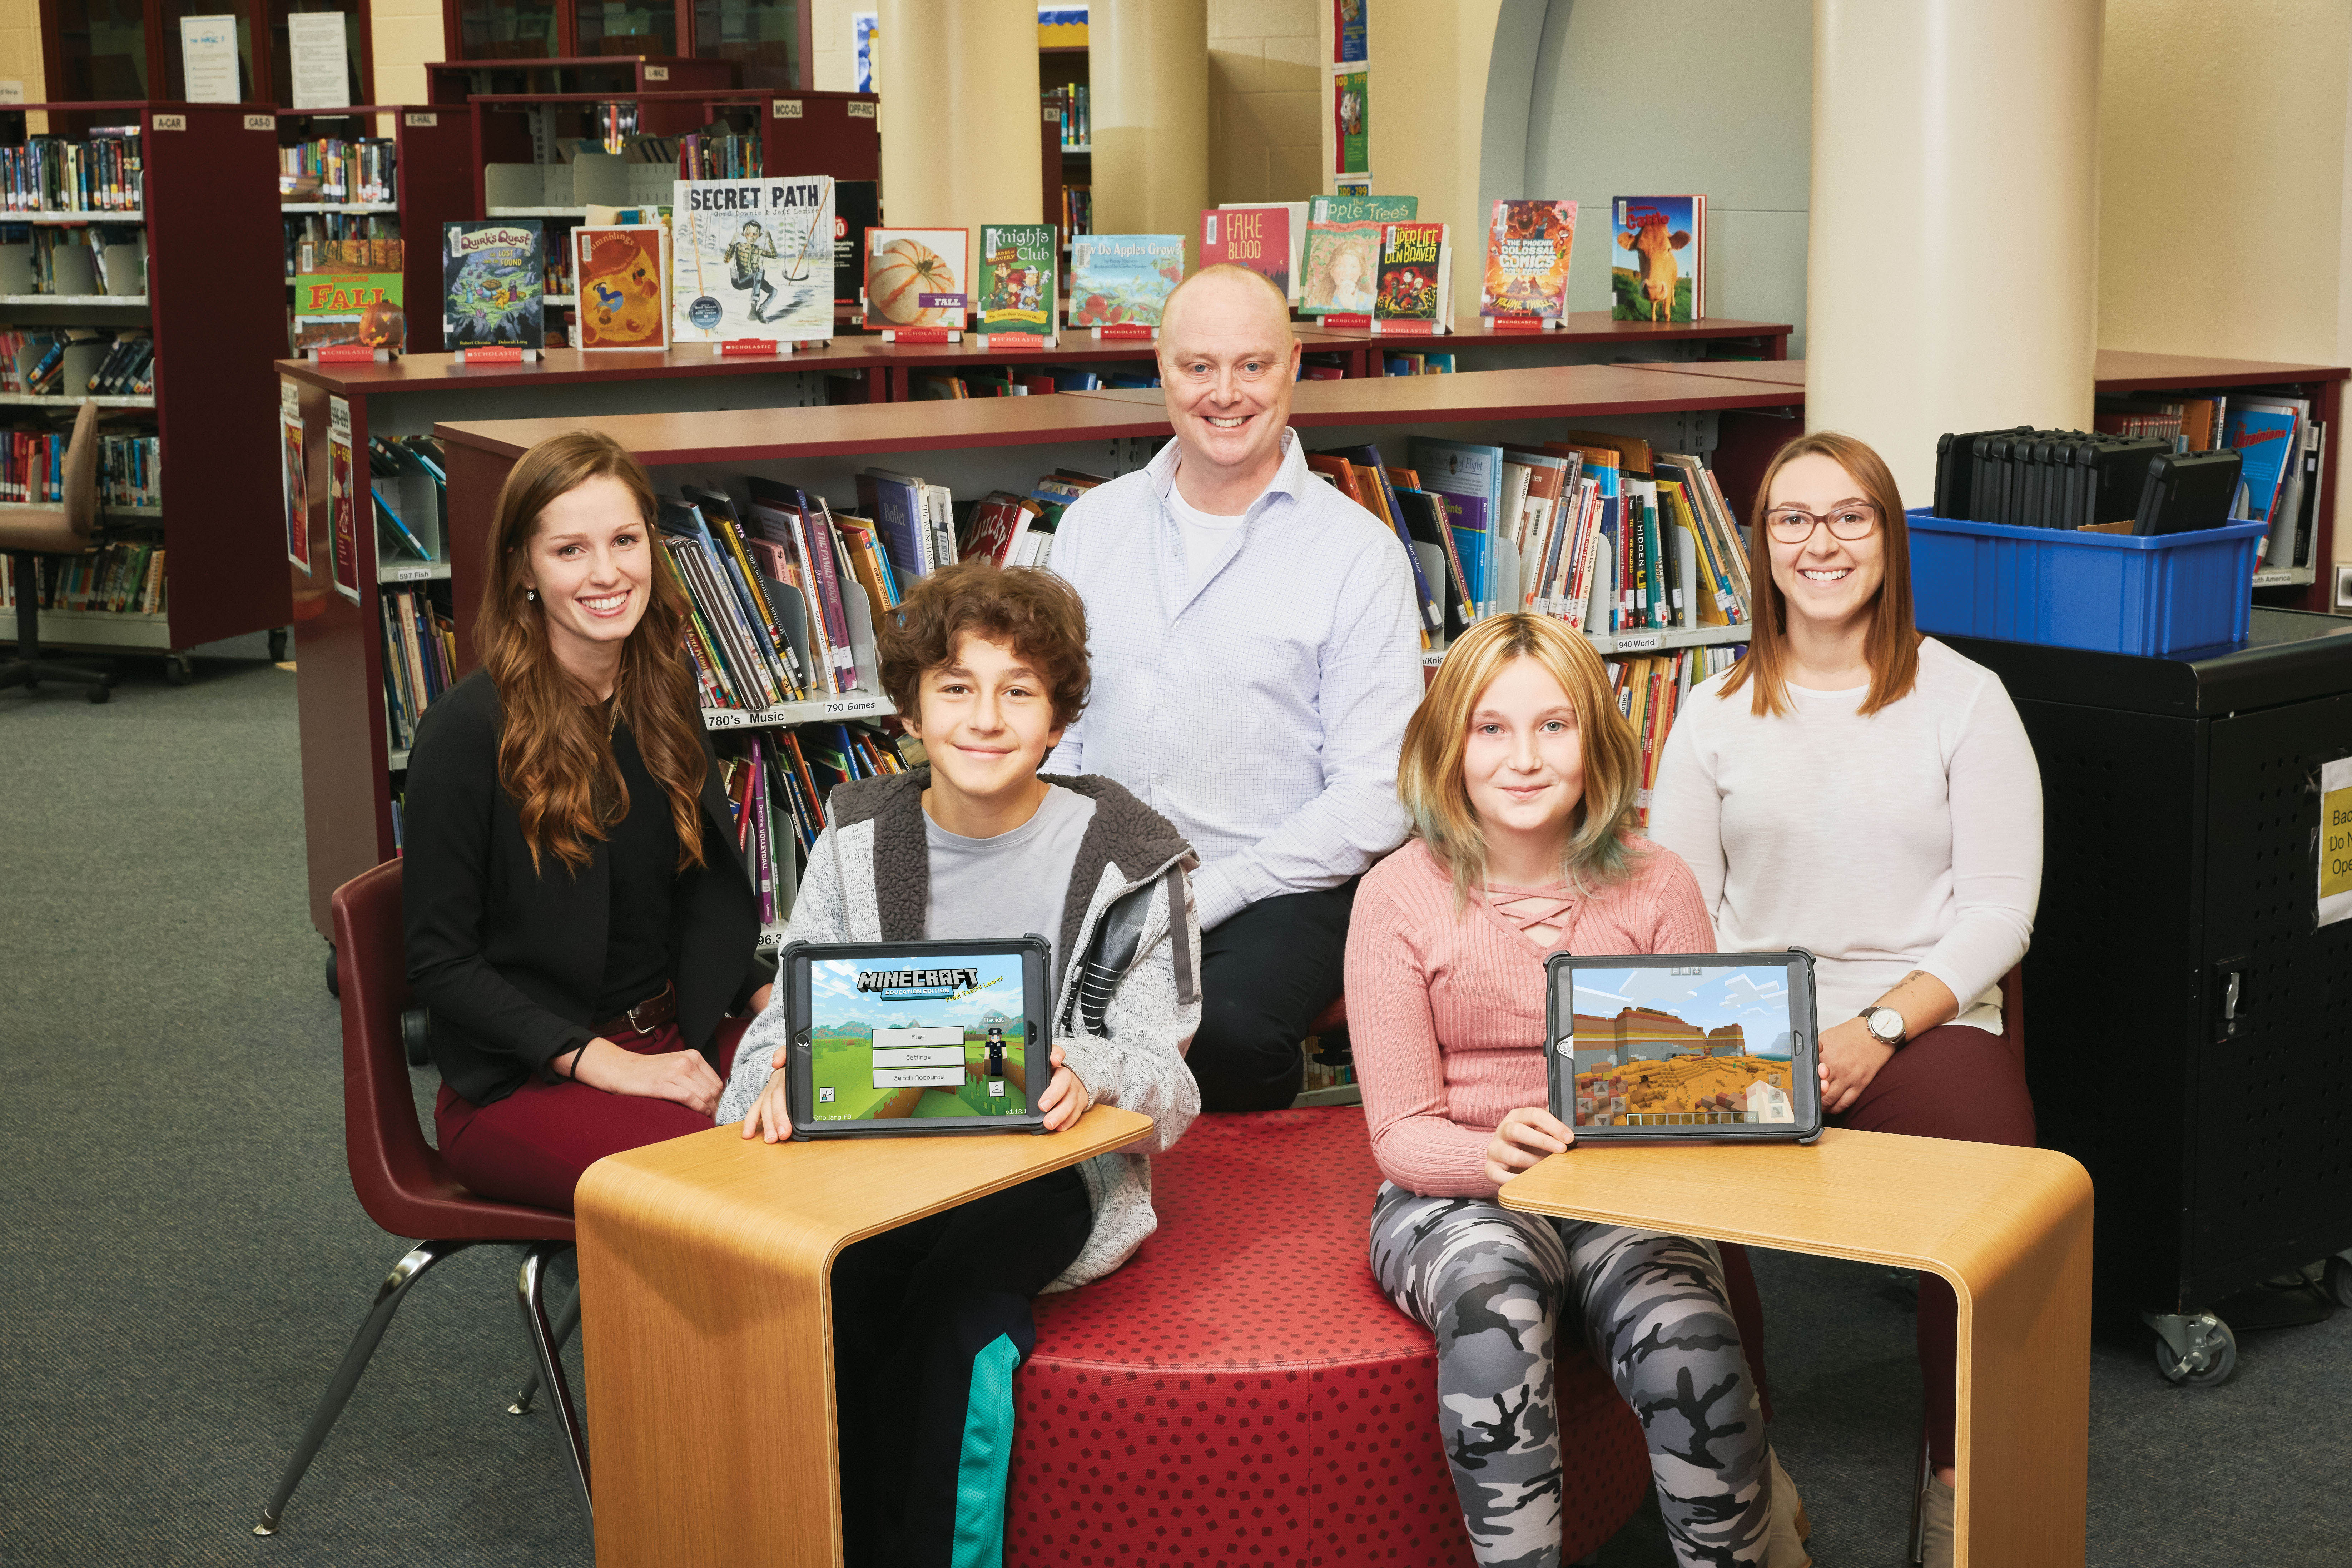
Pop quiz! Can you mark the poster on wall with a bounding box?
[281,379,310,575]
[328,395,359,603]
[1333,67,1368,177]
[1334,0,1366,63]
[853,13,878,93]
[287,11,350,110]
[2322,756,2352,929]
[179,15,240,103]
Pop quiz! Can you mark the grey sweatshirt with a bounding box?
[715,769,1202,1292]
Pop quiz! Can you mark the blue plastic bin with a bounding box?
[1905,508,2266,657]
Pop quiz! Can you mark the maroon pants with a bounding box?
[1831,1019,2036,1472]
[435,1017,750,1215]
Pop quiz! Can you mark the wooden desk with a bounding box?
[1500,1127,2092,1567]
[574,1105,1156,1567]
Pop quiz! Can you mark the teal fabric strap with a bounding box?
[951,1333,1023,1568]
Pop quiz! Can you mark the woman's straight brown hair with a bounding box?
[1396,613,1643,903]
[1719,429,1922,718]
[476,429,707,876]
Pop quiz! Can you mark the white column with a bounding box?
[1089,0,1209,242]
[878,0,1043,250]
[1808,0,2103,505]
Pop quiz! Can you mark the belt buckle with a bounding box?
[625,996,657,1035]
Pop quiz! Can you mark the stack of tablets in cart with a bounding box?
[1933,426,2241,536]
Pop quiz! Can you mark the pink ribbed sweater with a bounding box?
[1346,835,1715,1198]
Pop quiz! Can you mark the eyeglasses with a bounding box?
[1764,502,1880,544]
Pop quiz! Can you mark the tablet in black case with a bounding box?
[1544,950,1824,1144]
[780,936,1054,1139]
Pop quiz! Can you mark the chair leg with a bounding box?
[507,1279,582,1415]
[1906,1423,1932,1564]
[518,1241,593,1529]
[253,1239,471,1536]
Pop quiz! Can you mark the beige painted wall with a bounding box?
[0,0,39,105]
[1365,0,1500,277]
[2101,0,2352,569]
[1206,0,1324,204]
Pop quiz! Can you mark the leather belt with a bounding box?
[592,981,677,1040]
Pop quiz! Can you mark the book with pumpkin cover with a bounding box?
[572,225,669,350]
[865,228,969,328]
[1482,199,1576,320]
[977,224,1057,333]
[1068,235,1185,328]
[1300,194,1416,316]
[1611,195,1703,322]
[293,268,405,354]
[443,220,544,350]
[1199,205,1294,302]
[1374,222,1450,322]
[671,176,834,344]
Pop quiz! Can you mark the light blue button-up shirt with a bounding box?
[1044,428,1423,929]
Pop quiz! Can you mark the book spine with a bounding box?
[803,508,857,691]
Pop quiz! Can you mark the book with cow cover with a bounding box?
[1068,235,1185,328]
[1482,199,1576,320]
[442,220,544,350]
[865,227,969,328]
[1301,194,1416,316]
[1374,220,1450,322]
[673,176,834,344]
[977,224,1057,334]
[572,225,669,350]
[1611,196,1703,322]
[1200,205,1294,303]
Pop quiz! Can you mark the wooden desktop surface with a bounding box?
[1621,358,1806,391]
[574,1104,1154,1567]
[1502,1127,2092,1568]
[1426,310,1794,346]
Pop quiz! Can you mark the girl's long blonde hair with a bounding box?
[1397,613,1642,903]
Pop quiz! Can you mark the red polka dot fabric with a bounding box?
[1009,1109,1652,1565]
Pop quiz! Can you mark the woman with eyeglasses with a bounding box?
[1647,431,2041,1568]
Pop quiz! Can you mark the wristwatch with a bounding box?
[1859,1006,1908,1050]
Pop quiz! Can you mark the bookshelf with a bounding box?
[425,56,734,107]
[277,106,476,355]
[280,363,1795,941]
[1629,350,2348,614]
[0,103,290,678]
[1376,312,1794,374]
[1042,40,1090,248]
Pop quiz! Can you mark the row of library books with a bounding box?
[1382,353,1456,376]
[0,328,155,396]
[1055,84,1092,149]
[722,724,913,921]
[0,224,146,296]
[910,365,1159,400]
[1615,645,1744,825]
[101,432,159,508]
[279,137,395,206]
[381,581,457,754]
[676,131,762,182]
[0,541,165,614]
[2084,392,2326,569]
[0,132,144,214]
[293,230,402,277]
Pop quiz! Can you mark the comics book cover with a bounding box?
[1482,199,1576,319]
[977,224,1057,333]
[1067,234,1184,328]
[673,176,834,343]
[572,225,668,350]
[442,220,543,350]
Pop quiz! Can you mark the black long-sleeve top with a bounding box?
[402,669,769,1107]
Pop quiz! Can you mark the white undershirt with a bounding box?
[1164,478,1253,588]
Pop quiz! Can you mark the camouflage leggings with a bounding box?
[1369,1182,1772,1568]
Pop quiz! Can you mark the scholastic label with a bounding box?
[772,98,803,118]
[245,114,275,131]
[153,114,187,131]
[846,100,877,119]
[405,112,438,127]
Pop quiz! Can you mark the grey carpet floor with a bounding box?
[3,636,2346,1566]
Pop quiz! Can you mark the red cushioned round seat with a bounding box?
[1008,1108,1652,1566]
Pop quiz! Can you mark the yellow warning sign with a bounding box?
[2322,758,2352,927]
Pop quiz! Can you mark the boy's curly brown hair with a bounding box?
[878,558,1092,730]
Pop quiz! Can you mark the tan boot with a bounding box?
[1764,1447,1812,1567]
[1920,1475,1956,1568]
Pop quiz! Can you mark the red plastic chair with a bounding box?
[252,860,589,1538]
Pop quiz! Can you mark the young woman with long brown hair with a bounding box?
[1647,431,2042,1567]
[402,429,770,1213]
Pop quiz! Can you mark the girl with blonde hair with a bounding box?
[1349,614,1808,1567]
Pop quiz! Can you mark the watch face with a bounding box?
[1867,1008,1902,1043]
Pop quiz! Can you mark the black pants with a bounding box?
[1190,880,1357,1112]
[830,1165,1092,1568]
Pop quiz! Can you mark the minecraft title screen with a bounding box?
[1562,964,1798,1128]
[808,954,1030,1121]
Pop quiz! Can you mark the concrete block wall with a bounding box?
[1207,0,1327,204]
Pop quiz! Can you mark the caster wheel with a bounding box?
[324,944,340,999]
[2150,1312,2237,1387]
[2326,1254,2352,1311]
[164,655,193,686]
[85,681,109,704]
[268,627,289,661]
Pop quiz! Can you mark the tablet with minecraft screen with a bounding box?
[1544,950,1824,1144]
[780,937,1053,1139]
